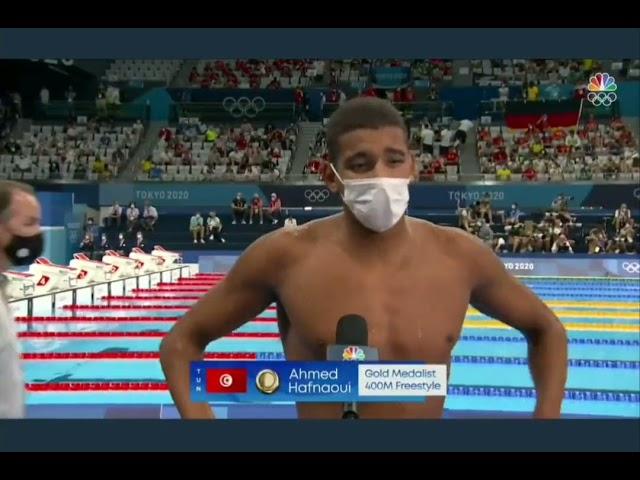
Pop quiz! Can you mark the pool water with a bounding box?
[18,274,640,419]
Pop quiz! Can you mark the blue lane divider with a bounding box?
[257,352,638,368]
[453,356,638,369]
[529,288,640,292]
[448,386,639,403]
[460,335,640,346]
[542,293,633,296]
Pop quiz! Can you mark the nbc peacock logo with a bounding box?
[587,73,618,107]
[342,346,366,361]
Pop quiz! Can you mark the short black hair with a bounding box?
[326,97,407,164]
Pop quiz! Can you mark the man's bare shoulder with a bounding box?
[252,214,341,259]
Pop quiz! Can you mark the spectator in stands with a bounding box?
[48,157,61,178]
[182,149,193,167]
[100,133,111,148]
[14,153,33,173]
[454,119,473,147]
[565,129,581,149]
[261,157,276,175]
[93,157,106,176]
[614,203,631,232]
[94,233,110,257]
[134,231,147,253]
[498,81,509,102]
[40,86,50,105]
[496,165,512,181]
[115,232,127,255]
[551,234,574,254]
[126,202,140,232]
[283,210,297,229]
[530,136,545,157]
[189,212,205,244]
[506,203,524,226]
[551,194,570,213]
[439,127,452,156]
[586,228,608,254]
[231,192,247,225]
[79,234,95,254]
[477,220,495,248]
[141,201,158,231]
[206,211,225,243]
[477,195,493,224]
[457,202,472,232]
[66,86,76,104]
[112,147,125,166]
[527,81,540,101]
[106,202,122,228]
[248,194,264,225]
[619,218,637,244]
[141,157,154,177]
[83,217,100,244]
[4,139,20,155]
[264,193,282,225]
[522,163,538,181]
[420,122,435,155]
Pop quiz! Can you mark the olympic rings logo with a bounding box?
[621,262,640,274]
[633,187,640,200]
[587,92,617,107]
[222,97,266,118]
[304,189,331,203]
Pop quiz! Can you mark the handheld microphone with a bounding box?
[326,314,379,420]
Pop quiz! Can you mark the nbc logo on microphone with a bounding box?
[342,346,366,361]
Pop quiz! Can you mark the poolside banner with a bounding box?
[199,253,640,278]
[191,361,447,404]
[500,256,640,278]
[100,183,262,208]
[46,181,639,211]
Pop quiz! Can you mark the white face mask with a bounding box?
[331,165,410,233]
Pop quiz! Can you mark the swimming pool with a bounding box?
[18,274,640,419]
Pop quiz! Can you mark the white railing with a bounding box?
[8,265,194,318]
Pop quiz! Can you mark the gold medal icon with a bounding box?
[255,369,280,395]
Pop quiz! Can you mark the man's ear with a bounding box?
[324,160,341,193]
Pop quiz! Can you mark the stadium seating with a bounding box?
[477,120,640,182]
[104,60,183,83]
[472,59,640,90]
[189,60,325,89]
[0,120,143,181]
[138,121,295,182]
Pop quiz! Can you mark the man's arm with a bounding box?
[160,232,287,419]
[463,234,568,418]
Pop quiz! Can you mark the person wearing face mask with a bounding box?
[0,181,43,418]
[116,232,127,256]
[135,231,147,253]
[160,98,568,420]
[126,202,140,233]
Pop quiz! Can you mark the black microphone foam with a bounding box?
[336,314,368,346]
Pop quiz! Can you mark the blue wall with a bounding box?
[36,192,74,264]
[48,182,640,211]
[618,81,640,117]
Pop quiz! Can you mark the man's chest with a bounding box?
[277,250,471,361]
